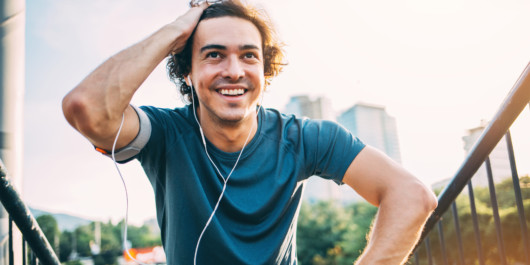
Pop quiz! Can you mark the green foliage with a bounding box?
[74,224,94,257]
[59,231,74,262]
[297,200,377,265]
[114,221,162,248]
[36,214,60,253]
[414,175,530,265]
[33,218,162,264]
[336,202,377,263]
[297,176,530,265]
[63,260,83,265]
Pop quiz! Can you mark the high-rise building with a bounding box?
[335,103,402,202]
[463,122,512,187]
[432,122,513,192]
[284,95,335,121]
[284,99,404,203]
[283,95,340,202]
[337,103,402,164]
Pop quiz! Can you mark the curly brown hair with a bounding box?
[167,0,286,103]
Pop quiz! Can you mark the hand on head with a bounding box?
[167,1,211,55]
[190,0,224,8]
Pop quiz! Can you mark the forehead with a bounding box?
[192,16,263,51]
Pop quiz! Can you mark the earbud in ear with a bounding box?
[186,76,192,87]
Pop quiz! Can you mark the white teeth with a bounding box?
[220,89,245,96]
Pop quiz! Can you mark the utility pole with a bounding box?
[0,0,25,264]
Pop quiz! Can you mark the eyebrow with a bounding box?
[199,44,261,53]
[240,44,260,51]
[200,44,226,53]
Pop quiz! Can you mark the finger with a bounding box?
[190,0,211,8]
[186,1,209,16]
[195,1,210,10]
[180,2,207,21]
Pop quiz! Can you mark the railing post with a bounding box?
[8,216,13,265]
[22,237,26,265]
[437,221,449,265]
[30,250,36,265]
[451,202,465,265]
[505,130,530,264]
[425,236,433,265]
[468,181,485,265]
[485,157,508,265]
[416,62,530,246]
[0,160,60,265]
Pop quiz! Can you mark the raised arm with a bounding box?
[343,145,437,265]
[62,3,209,150]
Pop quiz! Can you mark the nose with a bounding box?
[222,55,245,81]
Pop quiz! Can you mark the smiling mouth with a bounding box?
[217,88,247,96]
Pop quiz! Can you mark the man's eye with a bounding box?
[206,52,220,58]
[244,53,256,58]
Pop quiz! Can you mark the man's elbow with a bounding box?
[63,91,81,127]
[414,182,438,216]
[62,88,106,139]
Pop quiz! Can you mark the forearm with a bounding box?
[63,24,182,136]
[62,4,209,148]
[355,185,437,265]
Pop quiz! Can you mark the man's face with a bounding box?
[189,16,265,125]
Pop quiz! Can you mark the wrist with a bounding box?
[163,20,195,55]
[157,24,182,54]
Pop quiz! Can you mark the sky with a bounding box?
[22,0,530,225]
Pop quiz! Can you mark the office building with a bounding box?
[463,123,512,187]
[284,95,335,121]
[283,95,340,201]
[337,103,402,164]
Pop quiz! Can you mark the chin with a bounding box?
[217,109,254,123]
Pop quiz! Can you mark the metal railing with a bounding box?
[411,63,530,264]
[0,159,61,265]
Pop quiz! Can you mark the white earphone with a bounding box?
[187,76,262,265]
[112,75,263,265]
[111,114,149,265]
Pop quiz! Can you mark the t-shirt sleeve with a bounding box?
[94,105,152,163]
[303,120,365,185]
[107,105,170,164]
[135,106,169,165]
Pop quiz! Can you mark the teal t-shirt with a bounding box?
[136,105,365,265]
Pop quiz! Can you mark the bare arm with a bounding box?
[62,3,209,150]
[342,146,437,265]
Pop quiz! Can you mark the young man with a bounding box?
[62,1,437,264]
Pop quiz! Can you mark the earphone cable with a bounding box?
[111,113,149,265]
[189,81,263,265]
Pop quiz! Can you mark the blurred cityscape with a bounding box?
[284,95,402,203]
[285,95,518,203]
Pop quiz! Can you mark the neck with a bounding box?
[196,106,259,153]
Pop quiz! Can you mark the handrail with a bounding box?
[415,62,530,247]
[0,159,61,265]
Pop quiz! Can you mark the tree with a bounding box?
[36,214,60,254]
[297,200,377,265]
[114,220,162,249]
[59,230,74,262]
[336,202,377,264]
[414,175,530,265]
